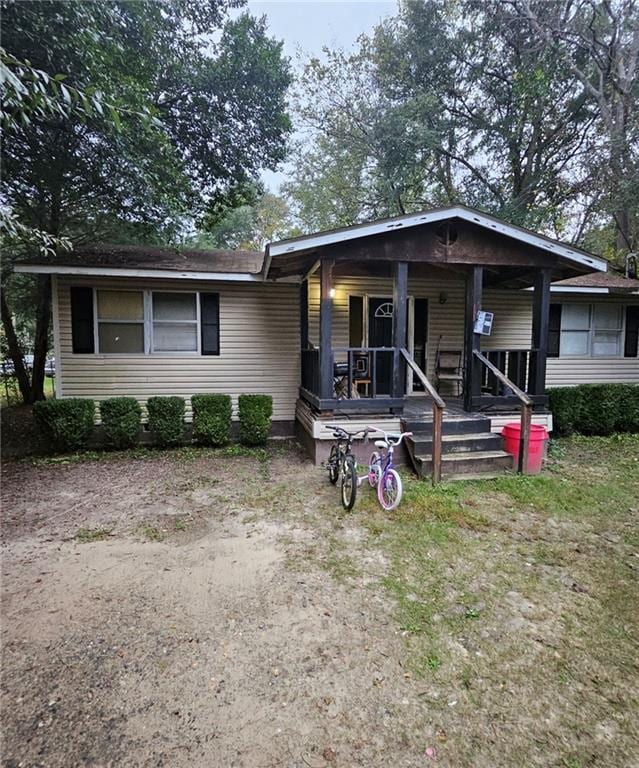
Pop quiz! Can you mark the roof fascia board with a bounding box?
[268,206,607,272]
[14,264,262,281]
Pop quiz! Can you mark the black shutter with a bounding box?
[70,287,94,354]
[200,293,220,355]
[548,303,561,358]
[625,306,639,358]
[349,295,363,347]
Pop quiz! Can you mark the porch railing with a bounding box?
[473,349,532,474]
[401,347,444,485]
[480,348,538,395]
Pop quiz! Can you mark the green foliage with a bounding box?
[548,387,584,436]
[238,394,273,446]
[191,394,232,447]
[549,384,639,436]
[146,396,185,447]
[33,397,95,451]
[99,397,142,449]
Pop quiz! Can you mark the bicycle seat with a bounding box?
[375,439,389,449]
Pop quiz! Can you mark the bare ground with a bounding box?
[1,439,638,768]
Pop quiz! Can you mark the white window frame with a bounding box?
[93,288,203,356]
[560,302,626,358]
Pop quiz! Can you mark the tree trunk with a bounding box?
[0,288,32,403]
[30,275,52,403]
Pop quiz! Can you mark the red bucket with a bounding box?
[501,422,549,474]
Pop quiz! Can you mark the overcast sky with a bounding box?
[244,0,399,190]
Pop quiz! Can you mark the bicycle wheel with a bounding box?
[328,444,340,485]
[378,468,403,511]
[368,452,382,488]
[341,456,358,511]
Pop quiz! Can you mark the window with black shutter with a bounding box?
[548,303,561,357]
[625,306,639,358]
[70,287,95,354]
[200,293,220,355]
[348,295,363,347]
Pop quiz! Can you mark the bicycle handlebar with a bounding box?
[326,425,372,440]
[365,426,413,447]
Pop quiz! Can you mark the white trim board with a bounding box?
[14,264,264,282]
[268,205,607,272]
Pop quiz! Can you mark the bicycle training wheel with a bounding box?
[368,452,382,488]
[328,444,340,485]
[377,468,403,511]
[341,456,358,511]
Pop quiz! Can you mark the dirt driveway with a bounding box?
[2,439,638,768]
[1,447,429,768]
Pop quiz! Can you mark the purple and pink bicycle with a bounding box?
[366,427,413,511]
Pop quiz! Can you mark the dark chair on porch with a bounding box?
[436,349,464,396]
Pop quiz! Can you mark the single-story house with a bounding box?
[15,205,639,478]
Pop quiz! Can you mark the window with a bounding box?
[78,289,220,355]
[97,290,145,354]
[152,292,198,352]
[559,302,624,357]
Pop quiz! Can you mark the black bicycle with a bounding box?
[325,426,370,511]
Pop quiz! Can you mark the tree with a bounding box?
[508,0,639,255]
[189,192,298,250]
[285,0,629,248]
[1,0,291,402]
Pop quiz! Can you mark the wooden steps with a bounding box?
[402,414,514,480]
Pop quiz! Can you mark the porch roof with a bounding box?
[264,204,607,282]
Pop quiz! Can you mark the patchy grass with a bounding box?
[137,522,166,542]
[342,434,639,765]
[75,526,112,543]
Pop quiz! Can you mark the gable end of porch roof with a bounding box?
[263,204,607,280]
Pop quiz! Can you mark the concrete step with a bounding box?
[408,432,503,455]
[415,449,514,478]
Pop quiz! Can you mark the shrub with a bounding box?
[191,394,232,446]
[548,387,582,436]
[578,384,621,436]
[617,384,639,432]
[100,397,142,449]
[146,396,185,447]
[238,394,273,446]
[549,383,639,436]
[33,398,95,451]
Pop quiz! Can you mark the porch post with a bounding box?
[463,265,483,411]
[392,261,408,399]
[530,268,551,396]
[300,279,309,350]
[319,259,334,401]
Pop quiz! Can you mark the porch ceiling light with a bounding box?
[329,288,336,299]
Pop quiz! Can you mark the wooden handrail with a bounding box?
[400,348,444,485]
[473,349,532,474]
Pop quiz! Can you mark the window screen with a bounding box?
[592,305,622,356]
[96,290,144,353]
[152,293,198,352]
[560,304,590,356]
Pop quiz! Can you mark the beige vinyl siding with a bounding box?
[307,272,639,386]
[56,276,300,421]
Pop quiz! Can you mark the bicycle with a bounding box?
[325,426,371,511]
[366,427,413,511]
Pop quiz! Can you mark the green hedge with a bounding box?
[100,397,141,449]
[33,398,95,451]
[238,394,273,446]
[191,394,232,446]
[548,384,639,436]
[146,396,185,447]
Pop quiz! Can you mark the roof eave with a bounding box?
[13,264,263,282]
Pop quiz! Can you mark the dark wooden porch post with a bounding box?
[392,261,408,399]
[300,279,309,350]
[464,266,483,411]
[530,268,551,396]
[319,259,334,401]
